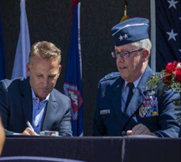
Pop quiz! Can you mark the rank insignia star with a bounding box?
[119,34,128,41]
[124,34,128,39]
[119,35,123,41]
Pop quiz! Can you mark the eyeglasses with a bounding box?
[111,48,143,59]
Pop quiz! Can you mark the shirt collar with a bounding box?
[123,73,143,89]
[31,89,50,102]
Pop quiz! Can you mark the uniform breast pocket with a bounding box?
[143,116,159,124]
[137,116,159,130]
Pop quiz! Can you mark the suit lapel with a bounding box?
[42,91,57,130]
[21,77,33,124]
[120,66,153,131]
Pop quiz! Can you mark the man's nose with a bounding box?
[117,56,125,62]
[42,79,48,87]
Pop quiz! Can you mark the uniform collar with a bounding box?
[124,73,143,89]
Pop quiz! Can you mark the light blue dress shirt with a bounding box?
[31,89,50,133]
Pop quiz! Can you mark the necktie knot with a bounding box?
[127,83,134,90]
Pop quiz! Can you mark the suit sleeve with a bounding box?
[58,98,72,137]
[0,81,9,128]
[0,80,14,135]
[155,89,180,137]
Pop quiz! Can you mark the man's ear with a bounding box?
[58,65,62,75]
[142,49,149,62]
[26,63,30,76]
[56,65,62,78]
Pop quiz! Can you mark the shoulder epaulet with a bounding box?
[100,72,120,82]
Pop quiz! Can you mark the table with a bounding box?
[1,136,181,162]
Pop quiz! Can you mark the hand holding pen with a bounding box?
[20,121,39,136]
[27,121,34,131]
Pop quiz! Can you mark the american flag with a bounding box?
[156,0,181,71]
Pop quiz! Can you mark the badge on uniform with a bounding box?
[100,109,110,115]
[139,95,159,118]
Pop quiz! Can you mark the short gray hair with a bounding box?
[131,39,152,53]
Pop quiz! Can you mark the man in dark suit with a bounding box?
[93,18,180,137]
[0,41,72,136]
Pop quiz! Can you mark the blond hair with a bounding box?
[29,41,61,64]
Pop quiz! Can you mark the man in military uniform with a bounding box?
[93,17,180,137]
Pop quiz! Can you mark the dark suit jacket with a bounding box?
[93,66,180,137]
[0,77,72,136]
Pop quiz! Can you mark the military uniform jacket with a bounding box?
[93,66,180,137]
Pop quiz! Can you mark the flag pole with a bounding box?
[120,0,129,22]
[150,0,156,72]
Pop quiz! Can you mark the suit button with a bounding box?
[122,131,125,136]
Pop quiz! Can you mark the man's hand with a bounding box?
[0,117,5,155]
[21,127,39,136]
[126,124,156,136]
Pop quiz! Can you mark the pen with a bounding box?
[27,121,34,131]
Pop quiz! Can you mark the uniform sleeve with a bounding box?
[155,89,180,137]
[93,82,107,136]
